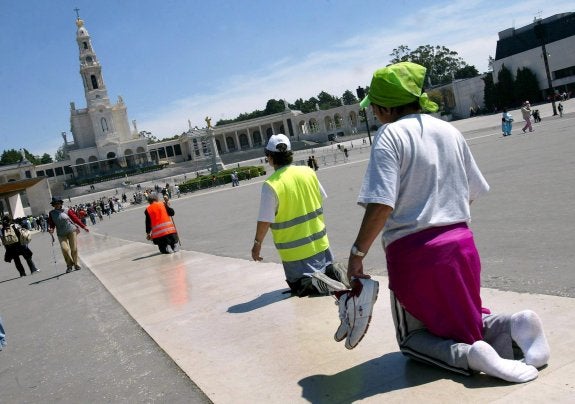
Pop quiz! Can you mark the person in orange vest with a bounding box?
[145,192,179,254]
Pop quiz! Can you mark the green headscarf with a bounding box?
[359,62,439,112]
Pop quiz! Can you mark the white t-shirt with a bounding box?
[257,176,327,223]
[358,114,489,246]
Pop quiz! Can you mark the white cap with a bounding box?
[265,134,291,152]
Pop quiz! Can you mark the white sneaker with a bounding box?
[327,262,351,288]
[310,271,348,294]
[345,278,379,350]
[334,292,350,342]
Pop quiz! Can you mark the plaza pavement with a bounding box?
[1,99,575,403]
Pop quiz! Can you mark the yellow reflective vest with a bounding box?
[266,165,329,262]
[146,202,177,239]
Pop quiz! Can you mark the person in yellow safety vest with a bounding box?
[251,134,344,297]
[145,192,179,254]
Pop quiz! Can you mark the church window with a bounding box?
[36,170,45,177]
[101,117,109,132]
[55,167,64,176]
[83,42,88,49]
[91,75,99,89]
[166,146,174,157]
[86,56,93,63]
[174,144,182,155]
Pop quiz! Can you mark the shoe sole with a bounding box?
[345,280,379,349]
[310,271,348,292]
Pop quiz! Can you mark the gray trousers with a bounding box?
[390,292,516,376]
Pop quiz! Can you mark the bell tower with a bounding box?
[75,10,110,108]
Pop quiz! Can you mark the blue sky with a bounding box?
[0,0,570,157]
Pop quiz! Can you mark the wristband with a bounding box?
[350,245,366,257]
[254,239,261,246]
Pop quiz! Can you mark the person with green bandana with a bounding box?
[251,134,346,297]
[344,62,550,382]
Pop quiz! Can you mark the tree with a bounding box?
[496,64,515,108]
[264,99,286,115]
[40,153,53,164]
[487,56,495,72]
[342,90,358,105]
[1,149,24,165]
[483,73,497,112]
[55,145,68,162]
[454,65,479,80]
[389,44,478,86]
[514,67,541,104]
[317,91,341,109]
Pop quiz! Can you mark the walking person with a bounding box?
[47,197,89,273]
[251,134,345,297]
[521,101,534,133]
[1,216,40,277]
[558,102,564,118]
[145,192,179,254]
[343,62,549,382]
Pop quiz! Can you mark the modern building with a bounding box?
[492,12,575,99]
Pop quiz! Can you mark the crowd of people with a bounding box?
[1,61,554,386]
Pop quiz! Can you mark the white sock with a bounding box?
[511,310,550,368]
[468,340,538,383]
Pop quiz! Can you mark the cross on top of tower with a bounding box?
[74,8,80,19]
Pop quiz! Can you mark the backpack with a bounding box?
[1,226,20,246]
[18,227,32,244]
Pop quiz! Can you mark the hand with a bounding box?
[251,243,263,261]
[146,234,152,241]
[84,227,90,233]
[347,255,370,281]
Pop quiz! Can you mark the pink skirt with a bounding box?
[386,223,489,344]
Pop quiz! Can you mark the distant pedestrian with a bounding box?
[521,101,533,133]
[532,109,541,123]
[558,102,564,118]
[501,109,513,136]
[0,315,6,350]
[311,155,319,171]
[48,197,89,273]
[231,171,240,187]
[1,216,40,277]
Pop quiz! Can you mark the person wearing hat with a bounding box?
[145,192,179,254]
[47,197,89,273]
[521,101,533,133]
[251,134,345,297]
[344,62,549,382]
[1,215,40,277]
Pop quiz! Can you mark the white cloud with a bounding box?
[139,0,571,138]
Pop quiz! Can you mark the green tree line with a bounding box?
[483,64,541,111]
[3,44,486,163]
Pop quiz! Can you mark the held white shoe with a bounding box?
[345,278,379,350]
[334,292,350,342]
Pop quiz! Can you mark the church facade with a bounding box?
[4,15,373,191]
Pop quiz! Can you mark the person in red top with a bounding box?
[145,192,179,254]
[47,197,89,273]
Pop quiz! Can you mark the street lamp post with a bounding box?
[356,86,372,145]
[534,20,558,116]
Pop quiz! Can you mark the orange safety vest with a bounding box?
[146,202,177,239]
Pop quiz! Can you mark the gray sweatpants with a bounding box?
[390,292,516,376]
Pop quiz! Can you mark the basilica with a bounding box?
[0,14,374,216]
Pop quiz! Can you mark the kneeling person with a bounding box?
[251,134,343,296]
[145,193,179,254]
